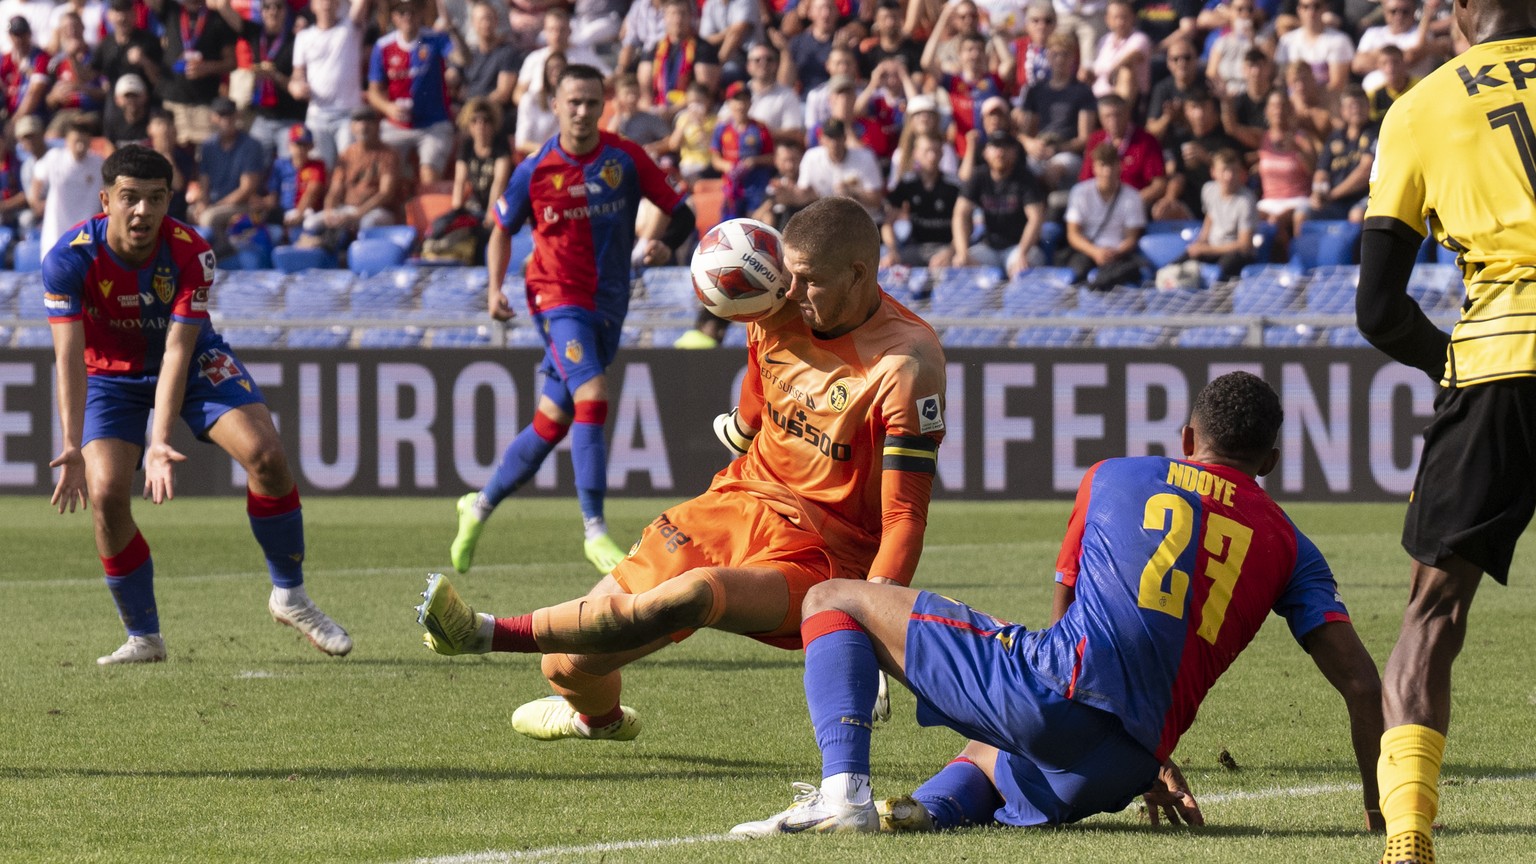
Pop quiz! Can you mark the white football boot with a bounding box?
[97,634,167,666]
[731,782,879,837]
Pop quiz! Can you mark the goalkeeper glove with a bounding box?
[713,408,756,457]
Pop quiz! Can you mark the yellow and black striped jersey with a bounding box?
[1367,31,1536,386]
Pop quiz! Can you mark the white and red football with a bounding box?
[689,218,788,322]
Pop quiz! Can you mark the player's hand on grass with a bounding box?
[488,287,514,321]
[1142,758,1203,827]
[142,443,188,504]
[48,447,88,514]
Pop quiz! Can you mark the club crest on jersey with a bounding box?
[152,267,174,304]
[198,348,242,386]
[916,394,944,434]
[600,159,622,190]
[828,380,852,413]
[564,339,584,364]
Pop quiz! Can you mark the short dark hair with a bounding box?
[556,63,605,90]
[783,196,879,270]
[1191,372,1283,463]
[102,144,173,189]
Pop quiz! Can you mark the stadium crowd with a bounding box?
[0,0,1457,276]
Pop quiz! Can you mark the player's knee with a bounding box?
[801,579,855,620]
[241,443,290,487]
[639,571,720,632]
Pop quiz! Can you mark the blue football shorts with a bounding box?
[532,307,621,407]
[83,341,266,449]
[904,591,1160,826]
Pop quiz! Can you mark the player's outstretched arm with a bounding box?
[1142,758,1204,827]
[48,321,88,514]
[143,323,198,504]
[1302,620,1386,832]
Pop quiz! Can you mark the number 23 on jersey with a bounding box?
[1137,493,1254,644]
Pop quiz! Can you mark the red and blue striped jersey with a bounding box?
[42,215,219,377]
[494,131,683,318]
[940,71,1007,159]
[1039,456,1350,760]
[367,30,454,128]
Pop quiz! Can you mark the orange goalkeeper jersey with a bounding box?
[715,290,948,585]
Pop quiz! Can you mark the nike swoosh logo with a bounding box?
[764,355,789,365]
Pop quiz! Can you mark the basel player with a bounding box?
[419,196,948,743]
[451,63,697,576]
[1356,1,1536,861]
[731,372,1385,836]
[45,145,351,665]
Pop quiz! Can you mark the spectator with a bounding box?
[1,0,54,57]
[957,94,1013,182]
[1219,47,1273,151]
[1353,0,1447,89]
[924,31,1007,161]
[617,0,665,76]
[291,0,372,169]
[14,114,46,221]
[514,7,608,104]
[802,45,859,132]
[752,139,815,229]
[1053,0,1107,71]
[952,132,1046,276]
[103,73,151,149]
[44,12,104,116]
[231,0,308,164]
[1283,58,1335,142]
[299,106,402,252]
[713,82,775,219]
[667,79,718,180]
[797,117,884,221]
[0,125,29,234]
[1062,142,1149,289]
[1145,36,1204,143]
[729,44,804,147]
[1205,0,1262,97]
[27,120,103,263]
[460,0,521,141]
[46,0,105,54]
[1274,0,1353,95]
[451,98,510,222]
[514,50,563,158]
[2,15,50,123]
[568,0,622,50]
[858,1,921,78]
[193,97,266,249]
[1255,88,1317,252]
[811,75,891,159]
[93,0,163,95]
[888,94,958,186]
[608,73,670,147]
[642,0,719,115]
[920,0,980,78]
[854,58,912,160]
[697,0,757,85]
[1006,1,1057,93]
[785,0,841,92]
[1310,86,1375,223]
[262,123,327,241]
[366,0,466,186]
[1080,94,1167,212]
[146,109,196,221]
[1181,147,1256,281]
[1166,87,1243,219]
[883,131,959,268]
[158,0,239,146]
[1020,31,1094,194]
[1366,44,1415,123]
[1085,0,1149,101]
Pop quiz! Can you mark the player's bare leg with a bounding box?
[734,579,920,837]
[1378,555,1483,864]
[209,403,351,656]
[84,438,166,665]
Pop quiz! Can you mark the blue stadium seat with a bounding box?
[1406,263,1463,310]
[284,276,350,316]
[943,326,1011,347]
[936,266,1004,291]
[1138,233,1189,269]
[422,273,500,316]
[1002,271,1075,316]
[219,326,286,348]
[430,326,494,348]
[722,325,749,347]
[1327,327,1371,347]
[1037,221,1065,262]
[358,224,418,252]
[14,325,54,347]
[287,327,352,348]
[1251,222,1280,263]
[1075,285,1148,316]
[931,273,1000,315]
[347,238,408,277]
[1304,266,1359,313]
[636,266,696,312]
[13,239,42,271]
[1011,325,1085,347]
[1175,325,1248,348]
[212,271,286,315]
[1289,220,1361,269]
[1145,219,1202,241]
[0,325,11,346]
[1144,288,1220,315]
[0,226,17,264]
[0,269,26,314]
[507,323,547,347]
[1095,326,1167,348]
[272,245,337,273]
[619,326,644,347]
[508,224,535,273]
[1262,324,1320,347]
[357,326,424,348]
[1232,266,1305,314]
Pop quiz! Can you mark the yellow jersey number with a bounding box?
[1136,493,1254,645]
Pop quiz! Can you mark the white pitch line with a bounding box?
[402,771,1536,864]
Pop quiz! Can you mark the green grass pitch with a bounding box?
[2,495,1533,863]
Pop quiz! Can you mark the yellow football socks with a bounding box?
[1378,724,1446,862]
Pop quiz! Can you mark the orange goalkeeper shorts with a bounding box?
[609,488,840,649]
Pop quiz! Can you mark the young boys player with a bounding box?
[45,145,351,665]
[419,196,947,743]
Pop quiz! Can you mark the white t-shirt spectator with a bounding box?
[292,16,364,111]
[34,147,104,261]
[48,0,104,49]
[0,0,56,54]
[1065,177,1146,249]
[718,82,804,135]
[698,0,759,63]
[621,0,666,55]
[1200,181,1257,247]
[518,44,611,100]
[1355,23,1438,91]
[798,143,884,220]
[1275,27,1354,88]
[516,97,559,153]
